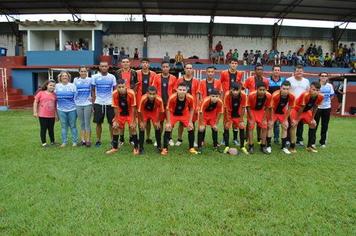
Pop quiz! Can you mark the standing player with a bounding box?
[287,65,310,146]
[106,79,138,154]
[267,65,285,144]
[198,66,223,100]
[197,89,223,153]
[223,82,249,155]
[138,86,165,154]
[220,58,243,145]
[91,61,117,147]
[136,58,157,144]
[175,63,200,146]
[246,81,272,154]
[289,81,323,153]
[152,61,177,146]
[161,82,197,155]
[268,81,295,154]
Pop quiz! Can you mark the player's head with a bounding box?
[177,82,188,98]
[280,80,291,96]
[161,61,170,74]
[254,63,264,77]
[141,58,150,70]
[230,82,241,96]
[206,66,216,78]
[272,64,281,76]
[209,89,220,103]
[319,72,328,85]
[121,58,130,69]
[79,66,88,78]
[99,61,109,73]
[294,64,304,78]
[256,81,267,96]
[41,79,56,92]
[229,59,238,70]
[116,79,127,93]
[310,81,321,96]
[184,63,193,76]
[147,86,157,100]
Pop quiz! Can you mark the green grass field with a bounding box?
[0,110,355,235]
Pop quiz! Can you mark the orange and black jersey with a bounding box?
[247,91,272,111]
[295,92,324,112]
[271,90,296,114]
[112,89,136,116]
[224,91,247,118]
[138,94,164,113]
[167,93,195,116]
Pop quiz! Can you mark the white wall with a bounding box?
[0,34,16,56]
[277,37,333,54]
[103,34,144,57]
[148,35,208,59]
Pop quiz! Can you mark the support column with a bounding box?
[208,16,214,60]
[272,23,281,51]
[142,14,148,58]
[332,26,340,53]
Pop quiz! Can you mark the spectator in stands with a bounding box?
[317,45,323,56]
[351,63,356,73]
[248,50,254,65]
[306,44,313,55]
[254,50,262,65]
[64,41,72,51]
[319,53,325,66]
[215,41,223,64]
[280,52,287,65]
[291,52,298,66]
[175,50,184,69]
[163,52,170,62]
[119,47,126,61]
[243,50,249,65]
[108,44,114,57]
[274,51,280,65]
[134,48,139,60]
[268,50,275,65]
[324,53,332,67]
[262,50,269,65]
[308,53,318,66]
[297,45,304,56]
[226,49,233,63]
[232,49,239,61]
[102,45,109,56]
[113,46,119,65]
[286,50,292,65]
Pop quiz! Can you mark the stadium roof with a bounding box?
[1,0,356,23]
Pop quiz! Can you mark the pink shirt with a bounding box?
[35,91,57,118]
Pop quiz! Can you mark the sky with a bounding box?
[1,14,356,30]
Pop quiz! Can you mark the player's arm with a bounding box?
[91,85,96,104]
[215,100,224,128]
[33,95,39,117]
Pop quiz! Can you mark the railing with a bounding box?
[0,68,8,107]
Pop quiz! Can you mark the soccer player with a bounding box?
[137,86,165,154]
[197,89,223,153]
[289,81,323,153]
[106,79,138,155]
[198,66,223,100]
[175,63,200,146]
[91,61,117,147]
[287,65,310,146]
[246,81,272,154]
[267,65,285,144]
[268,81,296,154]
[152,61,177,146]
[136,58,157,144]
[161,82,196,156]
[220,59,243,145]
[223,82,249,155]
[244,63,269,93]
[115,58,138,91]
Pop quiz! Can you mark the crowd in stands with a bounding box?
[103,44,140,64]
[64,39,89,51]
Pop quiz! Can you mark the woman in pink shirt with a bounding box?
[33,80,57,147]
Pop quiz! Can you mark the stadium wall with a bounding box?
[0,34,16,56]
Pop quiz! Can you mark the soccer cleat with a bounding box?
[306,147,318,153]
[146,139,153,144]
[261,147,270,155]
[168,139,175,146]
[60,143,66,148]
[80,141,86,146]
[266,146,272,154]
[248,146,254,154]
[175,140,182,146]
[95,141,102,147]
[160,148,168,156]
[153,141,157,147]
[223,146,230,154]
[72,143,77,147]
[233,139,240,146]
[289,148,297,154]
[189,148,198,154]
[105,148,118,154]
[320,144,326,148]
[42,143,48,147]
[194,142,198,148]
[220,140,226,146]
[282,147,291,155]
[311,144,316,149]
[296,141,304,146]
[240,147,249,155]
[133,148,140,155]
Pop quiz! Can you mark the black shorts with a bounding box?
[93,104,115,125]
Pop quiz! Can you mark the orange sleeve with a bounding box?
[157,96,165,113]
[301,93,308,106]
[223,92,230,110]
[264,78,270,90]
[316,94,324,106]
[216,80,223,93]
[217,99,224,113]
[246,92,254,107]
[167,94,176,112]
[112,90,118,107]
[265,93,272,108]
[197,80,204,95]
[241,92,247,107]
[237,71,243,83]
[128,90,136,107]
[199,97,209,113]
[289,94,296,108]
[138,95,146,112]
[244,77,251,91]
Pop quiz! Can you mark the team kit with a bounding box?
[37,58,327,156]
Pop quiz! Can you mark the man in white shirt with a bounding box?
[287,65,310,146]
[91,61,117,147]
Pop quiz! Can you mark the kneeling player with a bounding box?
[289,81,323,153]
[246,82,272,154]
[223,82,248,154]
[138,86,165,154]
[268,81,295,154]
[106,79,139,155]
[161,82,197,155]
[197,89,223,153]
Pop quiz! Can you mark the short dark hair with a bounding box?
[210,89,220,95]
[184,63,193,68]
[294,64,304,71]
[311,81,321,89]
[177,82,187,88]
[319,72,328,76]
[281,80,291,87]
[206,66,216,70]
[141,58,150,63]
[147,86,157,93]
[254,63,263,70]
[272,64,281,70]
[256,81,266,89]
[117,79,126,85]
[161,60,170,66]
[230,82,240,90]
[230,58,238,63]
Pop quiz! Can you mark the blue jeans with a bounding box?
[58,110,78,144]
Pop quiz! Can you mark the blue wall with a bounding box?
[94,31,103,65]
[27,51,95,66]
[12,69,48,95]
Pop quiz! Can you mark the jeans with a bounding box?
[58,109,78,144]
[76,105,92,132]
